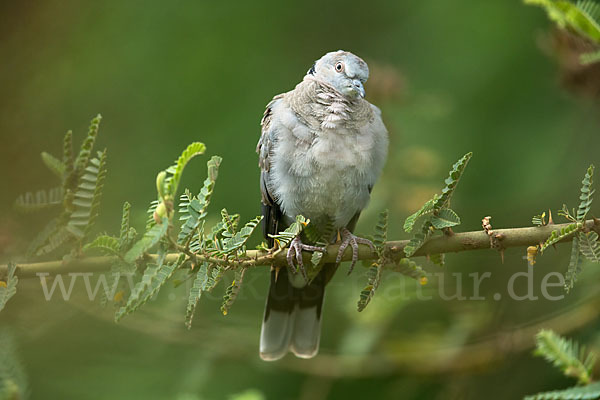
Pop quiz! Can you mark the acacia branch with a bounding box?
[2,219,599,279]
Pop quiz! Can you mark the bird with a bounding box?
[256,50,389,361]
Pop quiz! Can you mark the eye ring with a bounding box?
[334,62,344,73]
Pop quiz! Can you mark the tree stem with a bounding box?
[2,219,599,279]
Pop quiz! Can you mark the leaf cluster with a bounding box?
[0,329,28,400]
[77,143,263,327]
[0,263,18,313]
[525,329,598,399]
[525,0,600,65]
[403,152,471,260]
[15,115,107,257]
[357,210,428,311]
[536,165,598,292]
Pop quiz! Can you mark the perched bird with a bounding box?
[256,50,389,361]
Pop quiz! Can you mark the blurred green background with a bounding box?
[1,1,600,399]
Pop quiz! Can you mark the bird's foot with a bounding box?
[287,237,327,281]
[336,228,376,275]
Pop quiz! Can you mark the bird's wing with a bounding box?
[257,94,284,246]
[358,103,389,190]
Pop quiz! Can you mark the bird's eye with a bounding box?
[334,62,344,73]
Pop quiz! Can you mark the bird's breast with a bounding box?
[269,124,376,229]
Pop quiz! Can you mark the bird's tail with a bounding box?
[259,266,329,361]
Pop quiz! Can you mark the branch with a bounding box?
[2,219,599,279]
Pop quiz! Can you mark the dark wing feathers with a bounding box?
[257,95,284,246]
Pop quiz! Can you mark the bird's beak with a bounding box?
[352,79,365,98]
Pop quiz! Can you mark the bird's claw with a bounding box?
[286,237,327,281]
[336,228,376,275]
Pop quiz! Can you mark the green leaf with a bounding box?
[145,199,160,231]
[310,251,324,268]
[74,114,102,175]
[429,253,445,267]
[124,217,169,264]
[205,265,224,292]
[0,263,18,313]
[41,151,65,178]
[533,329,596,385]
[67,150,107,239]
[524,381,600,400]
[118,202,137,251]
[0,329,28,399]
[581,49,600,65]
[403,153,471,257]
[61,129,77,194]
[221,209,240,235]
[303,216,335,260]
[138,253,186,309]
[541,223,581,252]
[228,389,266,400]
[178,190,193,220]
[373,209,389,254]
[577,165,595,222]
[119,202,131,243]
[404,220,434,257]
[165,142,207,197]
[301,218,331,278]
[62,129,74,177]
[357,262,383,312]
[221,268,246,316]
[269,215,308,248]
[435,152,473,209]
[533,212,547,226]
[100,261,136,307]
[115,262,162,322]
[185,263,211,329]
[218,216,263,256]
[177,156,221,246]
[83,235,120,256]
[525,0,600,43]
[579,231,600,263]
[27,218,74,257]
[404,195,438,233]
[565,236,584,293]
[392,258,429,282]
[14,187,63,213]
[430,208,461,229]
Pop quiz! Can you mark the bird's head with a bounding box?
[307,50,369,99]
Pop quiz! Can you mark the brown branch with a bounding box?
[2,219,599,279]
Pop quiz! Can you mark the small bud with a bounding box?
[527,246,538,266]
[114,290,124,303]
[156,171,167,199]
[154,202,167,223]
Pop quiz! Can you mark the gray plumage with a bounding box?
[257,50,388,361]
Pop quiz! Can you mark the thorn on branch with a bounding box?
[442,227,455,236]
[482,216,505,263]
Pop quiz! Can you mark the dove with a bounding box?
[256,50,389,361]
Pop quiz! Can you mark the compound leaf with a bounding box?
[579,231,600,263]
[533,329,595,385]
[0,263,18,313]
[430,208,461,229]
[525,381,600,400]
[124,217,169,264]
